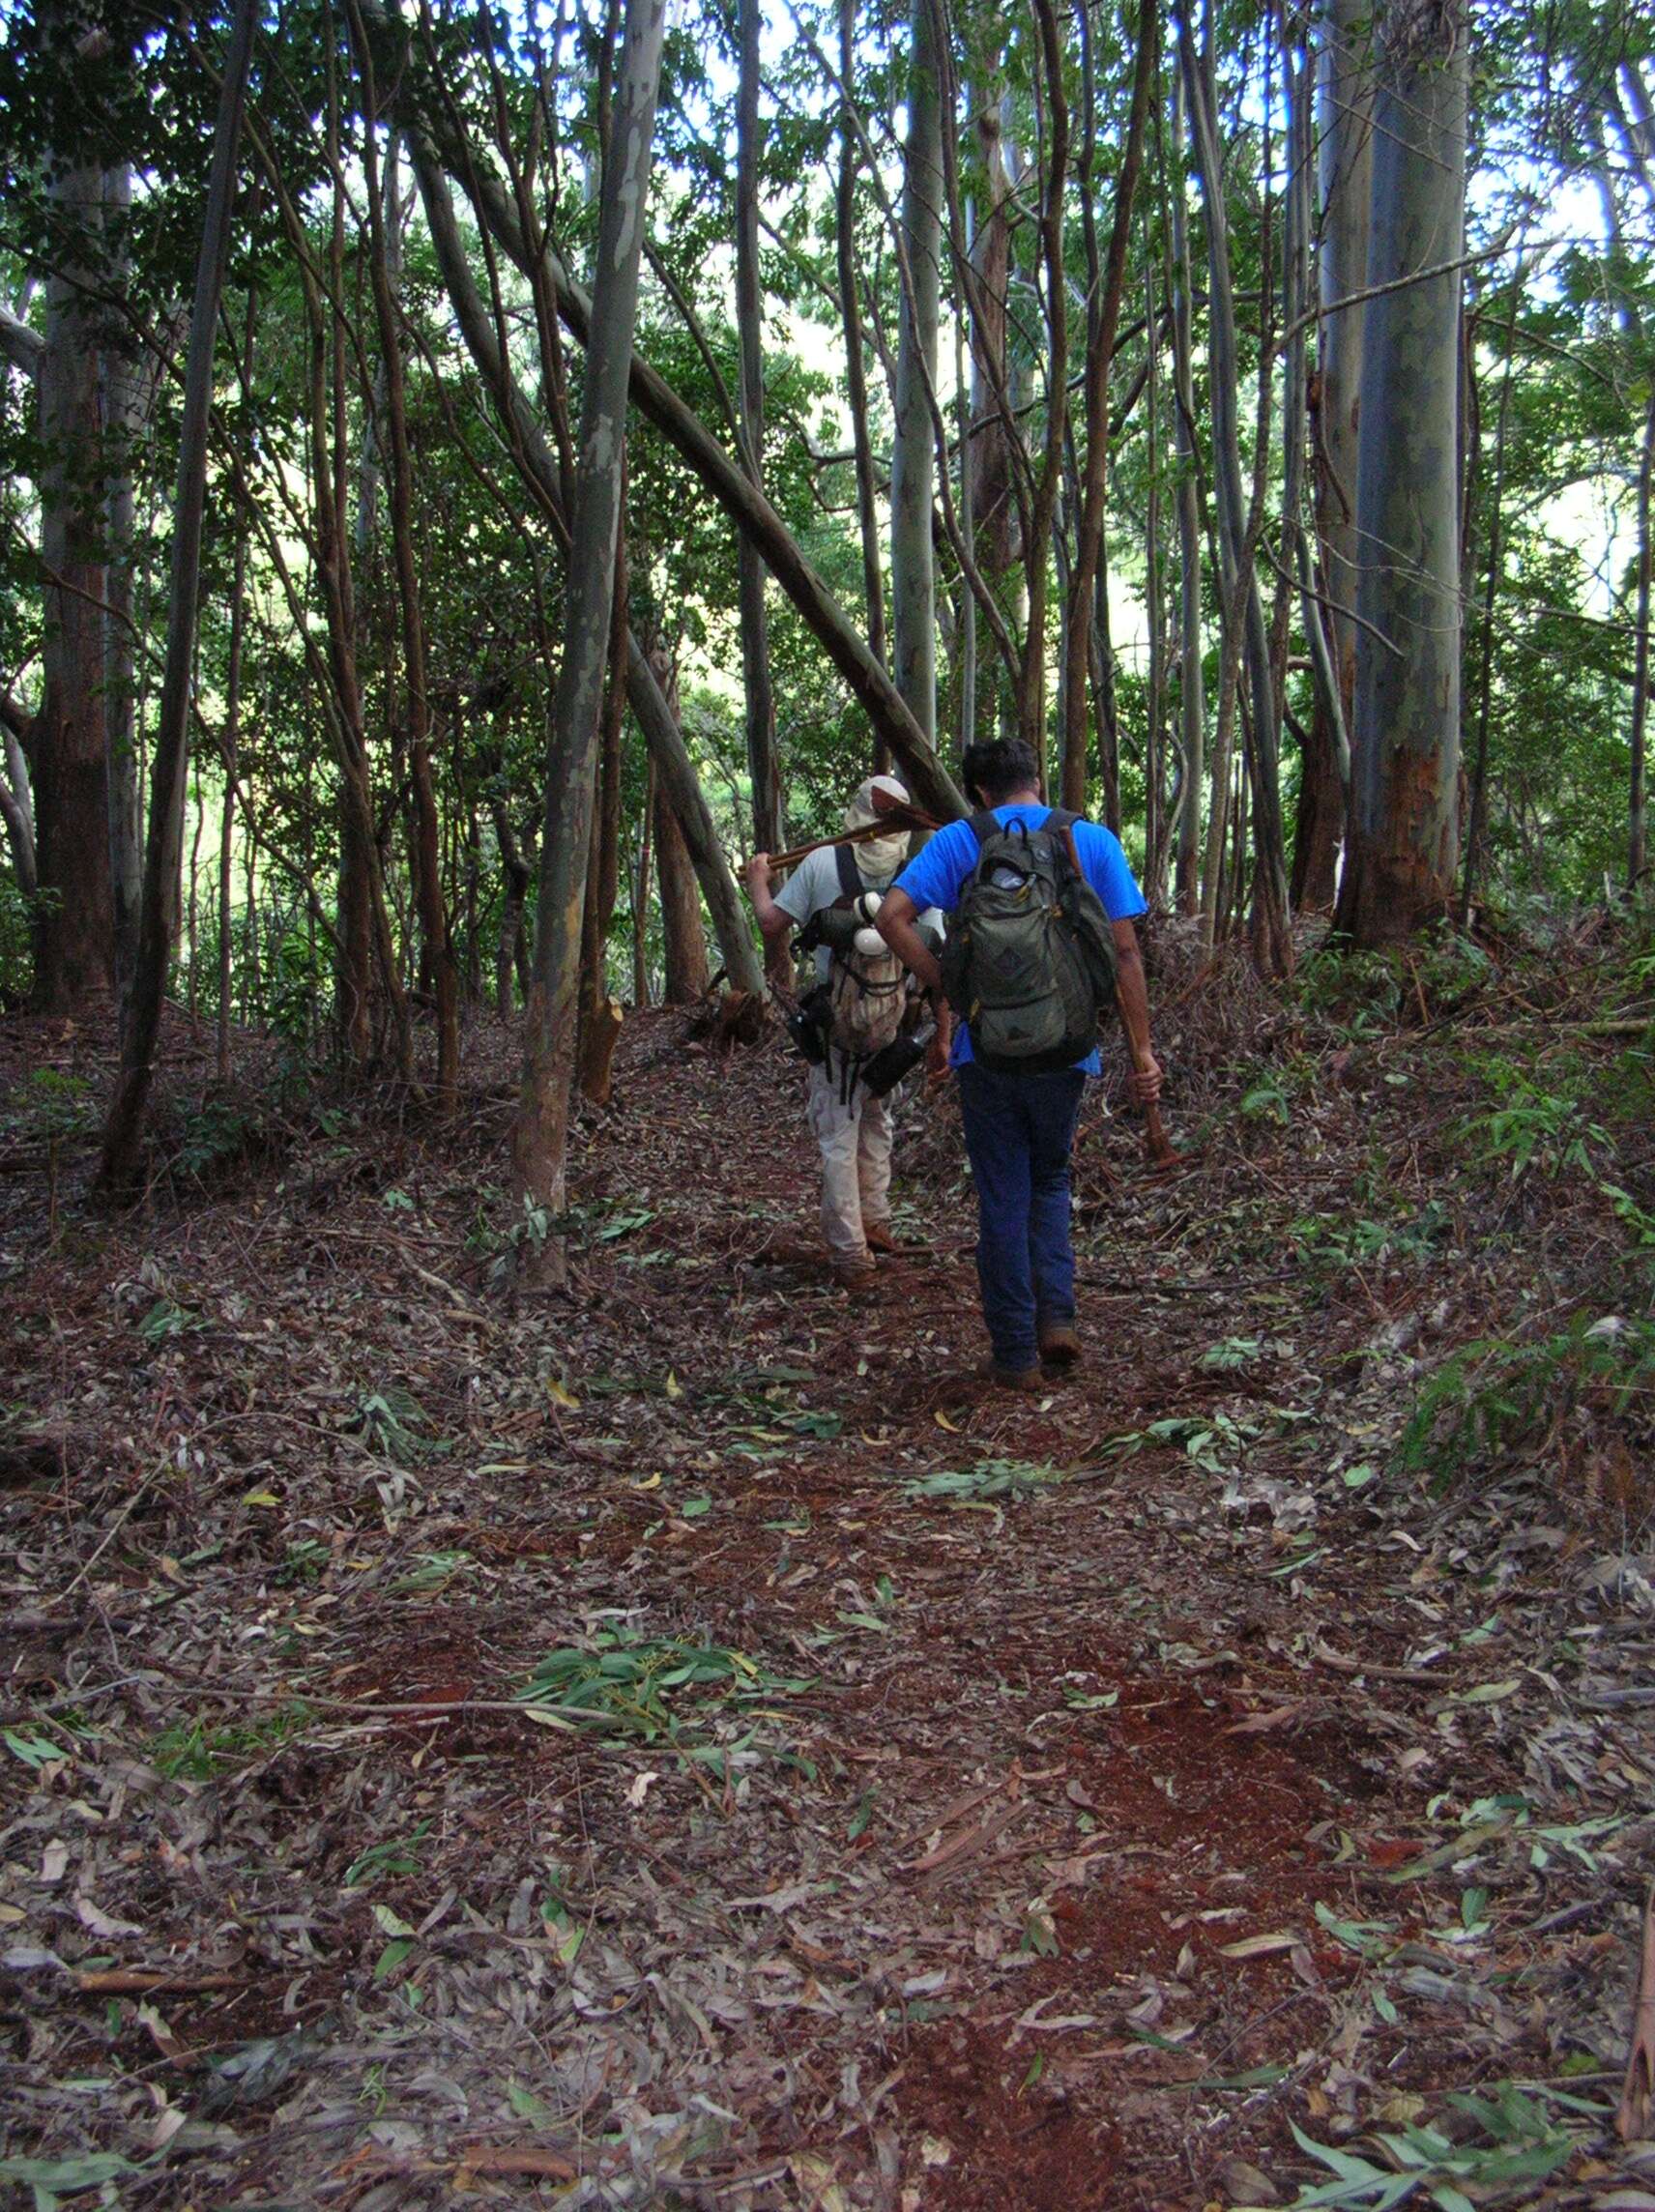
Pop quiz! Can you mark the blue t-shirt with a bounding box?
[894,803,1147,1071]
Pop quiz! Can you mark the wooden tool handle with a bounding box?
[766,808,937,875]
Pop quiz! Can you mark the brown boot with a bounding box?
[863,1222,901,1257]
[978,1357,1044,1393]
[833,1262,879,1295]
[1038,1324,1083,1370]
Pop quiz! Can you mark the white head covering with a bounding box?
[843,773,912,880]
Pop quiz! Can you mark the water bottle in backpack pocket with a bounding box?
[940,809,1118,1073]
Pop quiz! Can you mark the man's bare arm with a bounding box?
[743,854,794,946]
[1111,917,1162,1102]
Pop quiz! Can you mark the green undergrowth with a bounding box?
[515,1626,815,1778]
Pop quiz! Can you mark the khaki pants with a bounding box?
[805,1054,894,1272]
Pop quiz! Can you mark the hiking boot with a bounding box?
[978,1357,1044,1394]
[1038,1323,1083,1370]
[863,1222,901,1257]
[833,1263,879,1295]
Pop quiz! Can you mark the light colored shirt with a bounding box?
[774,844,941,983]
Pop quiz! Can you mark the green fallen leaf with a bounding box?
[372,1938,414,1981]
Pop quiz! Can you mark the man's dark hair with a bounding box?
[961,739,1041,806]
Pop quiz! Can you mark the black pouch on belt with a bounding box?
[785,983,833,1065]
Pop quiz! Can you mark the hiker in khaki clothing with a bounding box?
[745,775,943,1290]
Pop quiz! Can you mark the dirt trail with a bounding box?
[1,996,1651,2210]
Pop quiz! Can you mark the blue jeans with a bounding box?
[956,1064,1088,1370]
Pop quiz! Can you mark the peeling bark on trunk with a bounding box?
[1335,0,1466,945]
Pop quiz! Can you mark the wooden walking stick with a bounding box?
[1141,1094,1181,1173]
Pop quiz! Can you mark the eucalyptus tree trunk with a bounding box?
[1459,276,1522,922]
[649,646,710,1004]
[837,0,885,684]
[630,761,653,1007]
[513,0,666,1281]
[1061,0,1156,811]
[491,799,533,1018]
[1144,233,1167,902]
[33,28,114,1016]
[1165,74,1206,916]
[218,526,247,1083]
[970,89,1017,683]
[1179,14,1289,961]
[0,710,37,898]
[352,83,458,1107]
[1335,0,1467,945]
[736,0,783,873]
[890,0,943,742]
[1014,0,1070,771]
[578,541,627,1099]
[1277,18,1348,913]
[102,160,143,1002]
[1297,0,1372,907]
[1628,389,1653,890]
[98,0,256,1197]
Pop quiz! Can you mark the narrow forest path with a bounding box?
[2,970,1652,2211]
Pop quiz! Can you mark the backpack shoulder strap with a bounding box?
[1040,807,1089,884]
[832,842,861,901]
[967,809,1001,851]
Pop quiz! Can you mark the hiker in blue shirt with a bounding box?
[876,739,1163,1392]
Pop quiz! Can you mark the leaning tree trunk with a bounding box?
[512,0,666,1285]
[889,0,943,744]
[409,144,765,996]
[33,27,114,1016]
[1334,0,1467,945]
[98,0,256,1196]
[383,17,964,820]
